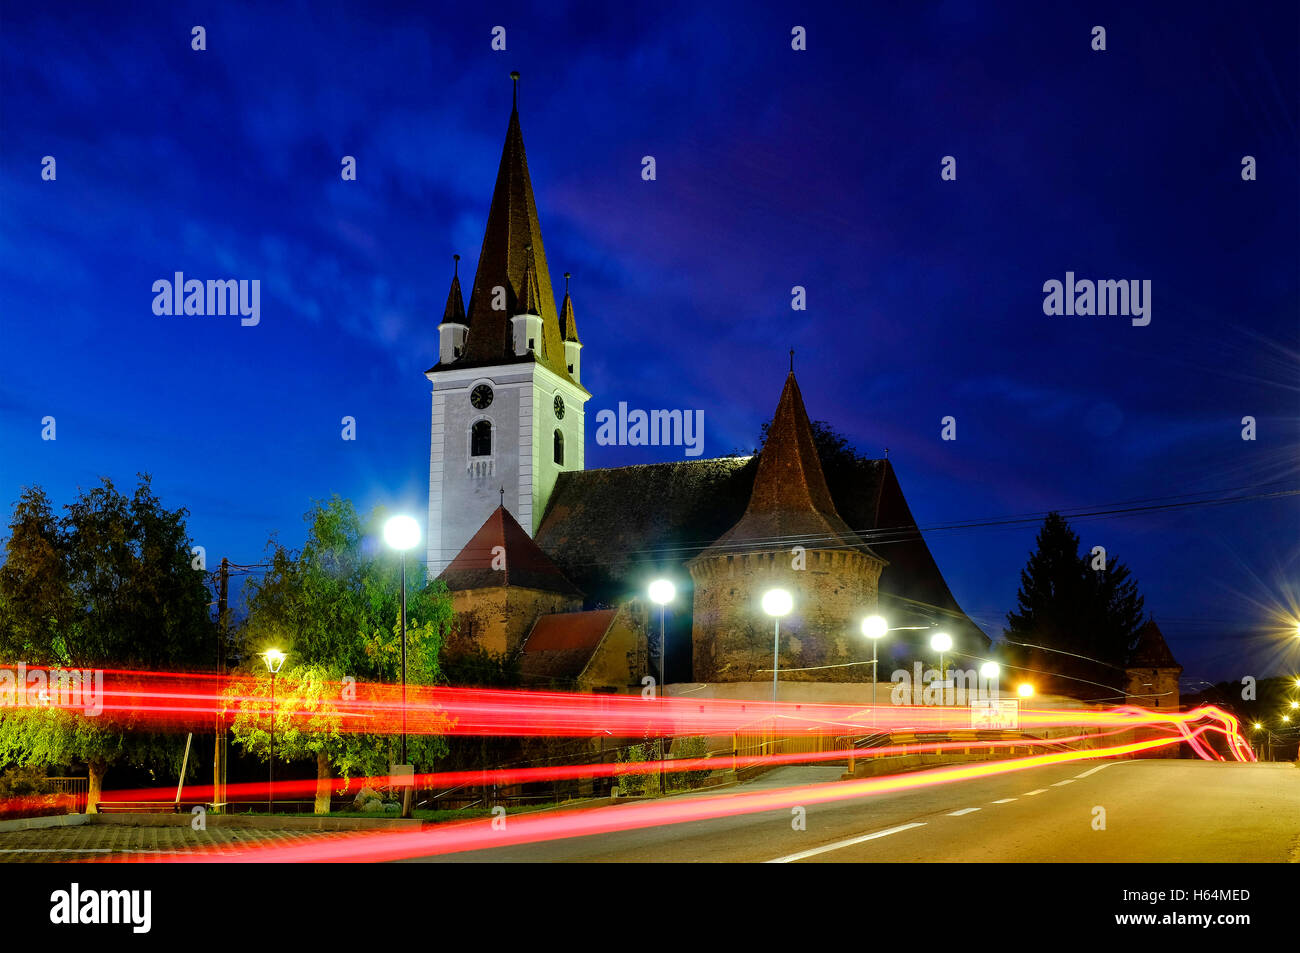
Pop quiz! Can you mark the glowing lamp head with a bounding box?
[648,579,676,606]
[1284,715,1292,724]
[1016,682,1034,698]
[861,615,888,639]
[1252,722,1262,731]
[1291,700,1299,709]
[979,660,1000,679]
[762,588,793,618]
[930,631,952,653]
[261,649,287,674]
[383,514,421,551]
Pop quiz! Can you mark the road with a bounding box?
[414,759,1300,862]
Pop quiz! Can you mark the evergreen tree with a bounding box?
[1004,512,1146,699]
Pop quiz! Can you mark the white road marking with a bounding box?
[766,823,926,863]
[1074,761,1121,779]
[1050,779,1075,786]
[948,808,980,816]
[1023,789,1047,796]
[991,798,1017,804]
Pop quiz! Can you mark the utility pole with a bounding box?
[214,557,228,813]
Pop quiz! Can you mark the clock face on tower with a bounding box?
[470,384,493,409]
[553,395,565,419]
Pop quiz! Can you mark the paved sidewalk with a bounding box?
[0,822,364,862]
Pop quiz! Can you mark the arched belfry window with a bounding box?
[471,420,493,457]
[553,429,564,465]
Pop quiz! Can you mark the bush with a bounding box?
[0,765,67,819]
[614,743,653,796]
[666,735,712,791]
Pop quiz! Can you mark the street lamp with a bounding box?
[762,588,793,709]
[1017,682,1035,698]
[930,631,952,679]
[648,579,675,795]
[979,660,1000,680]
[259,648,287,815]
[383,514,420,819]
[861,615,888,706]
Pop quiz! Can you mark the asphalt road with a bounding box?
[416,759,1300,863]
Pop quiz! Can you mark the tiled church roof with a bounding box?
[535,454,989,648]
[437,505,582,597]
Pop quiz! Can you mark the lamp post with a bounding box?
[259,649,286,815]
[383,514,421,819]
[930,631,952,681]
[762,588,793,736]
[860,615,888,707]
[648,579,675,795]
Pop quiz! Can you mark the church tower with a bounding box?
[687,371,887,682]
[426,74,591,577]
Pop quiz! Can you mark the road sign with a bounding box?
[971,698,1019,730]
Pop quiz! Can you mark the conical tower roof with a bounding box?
[1128,619,1181,669]
[692,372,883,562]
[440,255,466,326]
[560,272,581,344]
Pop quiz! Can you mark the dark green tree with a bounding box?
[0,476,214,807]
[1004,512,1146,699]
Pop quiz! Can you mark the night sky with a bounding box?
[1,1,1296,683]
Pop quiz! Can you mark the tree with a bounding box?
[1003,512,1146,700]
[0,477,214,807]
[228,497,453,813]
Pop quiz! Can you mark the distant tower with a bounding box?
[426,74,591,576]
[1125,619,1182,711]
[1125,619,1183,759]
[687,371,887,681]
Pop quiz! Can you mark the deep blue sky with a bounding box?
[1,1,1296,683]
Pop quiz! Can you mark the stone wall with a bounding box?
[689,548,883,682]
[446,585,581,658]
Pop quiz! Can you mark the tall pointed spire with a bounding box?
[456,72,579,386]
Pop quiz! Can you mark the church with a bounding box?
[426,76,988,694]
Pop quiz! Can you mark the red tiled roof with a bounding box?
[518,609,619,681]
[436,505,582,597]
[524,609,617,654]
